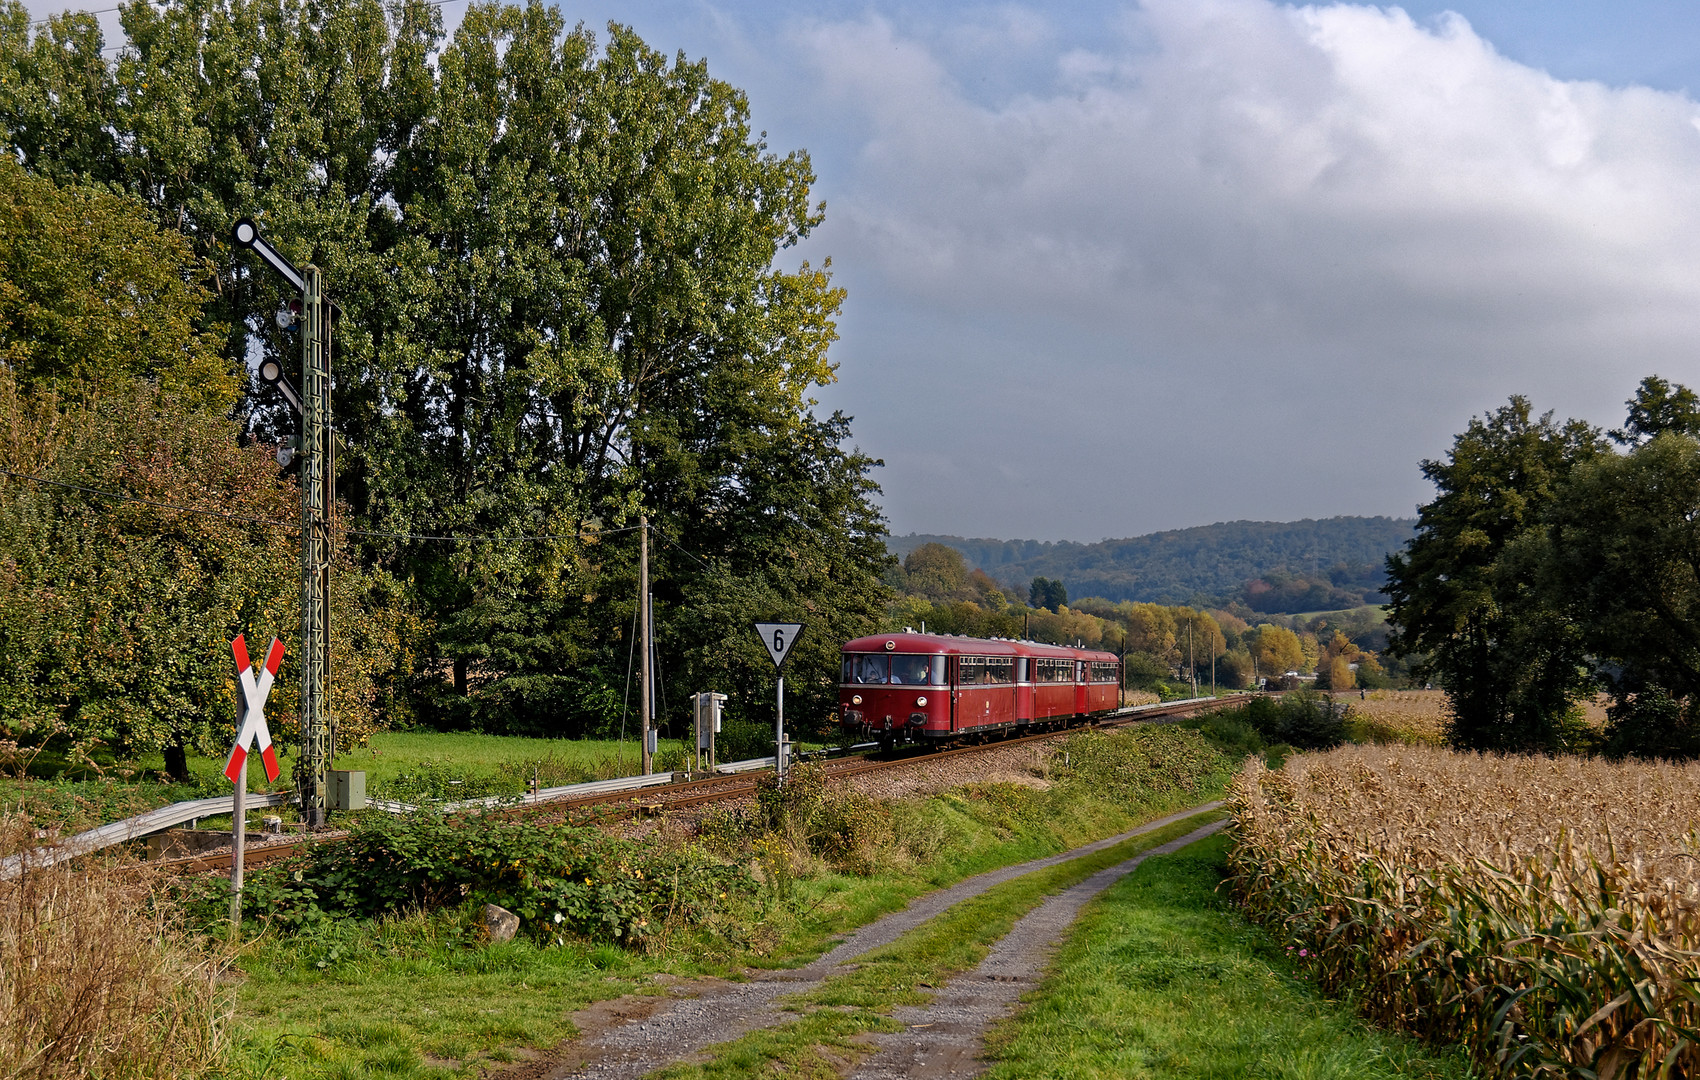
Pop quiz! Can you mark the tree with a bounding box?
[1251,625,1305,678]
[0,1,893,730]
[1537,429,1700,757]
[1610,375,1700,446]
[1386,397,1607,751]
[1029,576,1067,611]
[903,543,970,602]
[0,372,400,775]
[0,158,233,408]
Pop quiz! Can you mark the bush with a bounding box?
[190,812,741,948]
[1224,691,1346,750]
[1,814,230,1079]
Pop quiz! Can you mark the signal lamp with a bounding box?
[257,357,302,415]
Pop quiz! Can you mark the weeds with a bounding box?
[0,813,232,1079]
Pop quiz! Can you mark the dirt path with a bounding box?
[844,818,1228,1079]
[500,803,1222,1080]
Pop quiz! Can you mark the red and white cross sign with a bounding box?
[224,634,285,785]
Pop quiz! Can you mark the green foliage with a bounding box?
[1028,575,1067,610]
[0,157,234,409]
[1386,396,1607,752]
[1122,650,1169,688]
[888,517,1414,610]
[0,0,891,744]
[0,373,401,764]
[1535,431,1700,758]
[189,812,741,946]
[1204,692,1346,751]
[1610,374,1700,446]
[1050,726,1237,805]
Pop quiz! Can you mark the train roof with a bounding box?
[841,631,1119,663]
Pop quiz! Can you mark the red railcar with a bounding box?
[839,632,1122,745]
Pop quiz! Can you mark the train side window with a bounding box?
[930,655,947,685]
[985,657,1014,684]
[958,657,986,685]
[1015,658,1029,683]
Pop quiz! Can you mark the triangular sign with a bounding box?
[753,622,805,670]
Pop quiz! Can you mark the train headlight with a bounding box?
[851,694,862,705]
[916,696,928,706]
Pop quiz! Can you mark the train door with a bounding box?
[1015,658,1034,723]
[948,656,959,732]
[1075,661,1088,715]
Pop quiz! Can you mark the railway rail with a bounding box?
[146,694,1249,875]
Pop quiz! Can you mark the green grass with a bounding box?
[229,909,675,1079]
[218,725,1238,1079]
[983,833,1477,1080]
[651,812,1226,1080]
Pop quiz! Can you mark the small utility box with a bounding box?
[693,691,727,771]
[330,770,366,811]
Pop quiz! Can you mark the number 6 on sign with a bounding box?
[753,622,804,670]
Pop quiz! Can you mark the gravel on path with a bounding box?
[844,818,1229,1080]
[499,802,1223,1080]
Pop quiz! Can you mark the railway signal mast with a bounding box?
[232,218,334,828]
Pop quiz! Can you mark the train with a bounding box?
[839,631,1123,747]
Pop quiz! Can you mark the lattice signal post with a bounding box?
[233,219,334,828]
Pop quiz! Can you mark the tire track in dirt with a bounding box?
[496,803,1222,1080]
[844,818,1228,1079]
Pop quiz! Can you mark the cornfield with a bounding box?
[1228,746,1700,1079]
[1347,689,1452,745]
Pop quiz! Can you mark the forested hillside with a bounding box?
[888,517,1415,612]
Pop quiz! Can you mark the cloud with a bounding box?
[811,2,1700,355]
[785,0,1700,536]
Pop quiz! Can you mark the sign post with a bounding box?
[225,634,284,930]
[752,623,804,783]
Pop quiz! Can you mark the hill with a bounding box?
[887,517,1416,613]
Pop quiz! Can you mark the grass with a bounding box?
[229,913,673,1079]
[210,725,1236,1078]
[651,811,1226,1080]
[984,832,1476,1080]
[5,731,692,833]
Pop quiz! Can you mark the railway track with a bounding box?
[154,694,1248,875]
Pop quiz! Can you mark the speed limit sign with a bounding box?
[753,622,804,670]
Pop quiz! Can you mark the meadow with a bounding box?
[1229,745,1700,1078]
[4,725,1239,1080]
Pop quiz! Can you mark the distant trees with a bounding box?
[1029,576,1067,611]
[1388,377,1700,758]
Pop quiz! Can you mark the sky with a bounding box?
[23,0,1700,542]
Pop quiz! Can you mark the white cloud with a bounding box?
[784,1,1700,536]
[803,1,1700,378]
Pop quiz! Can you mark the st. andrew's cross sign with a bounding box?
[225,634,285,785]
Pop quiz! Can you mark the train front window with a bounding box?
[844,654,888,684]
[891,654,944,685]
